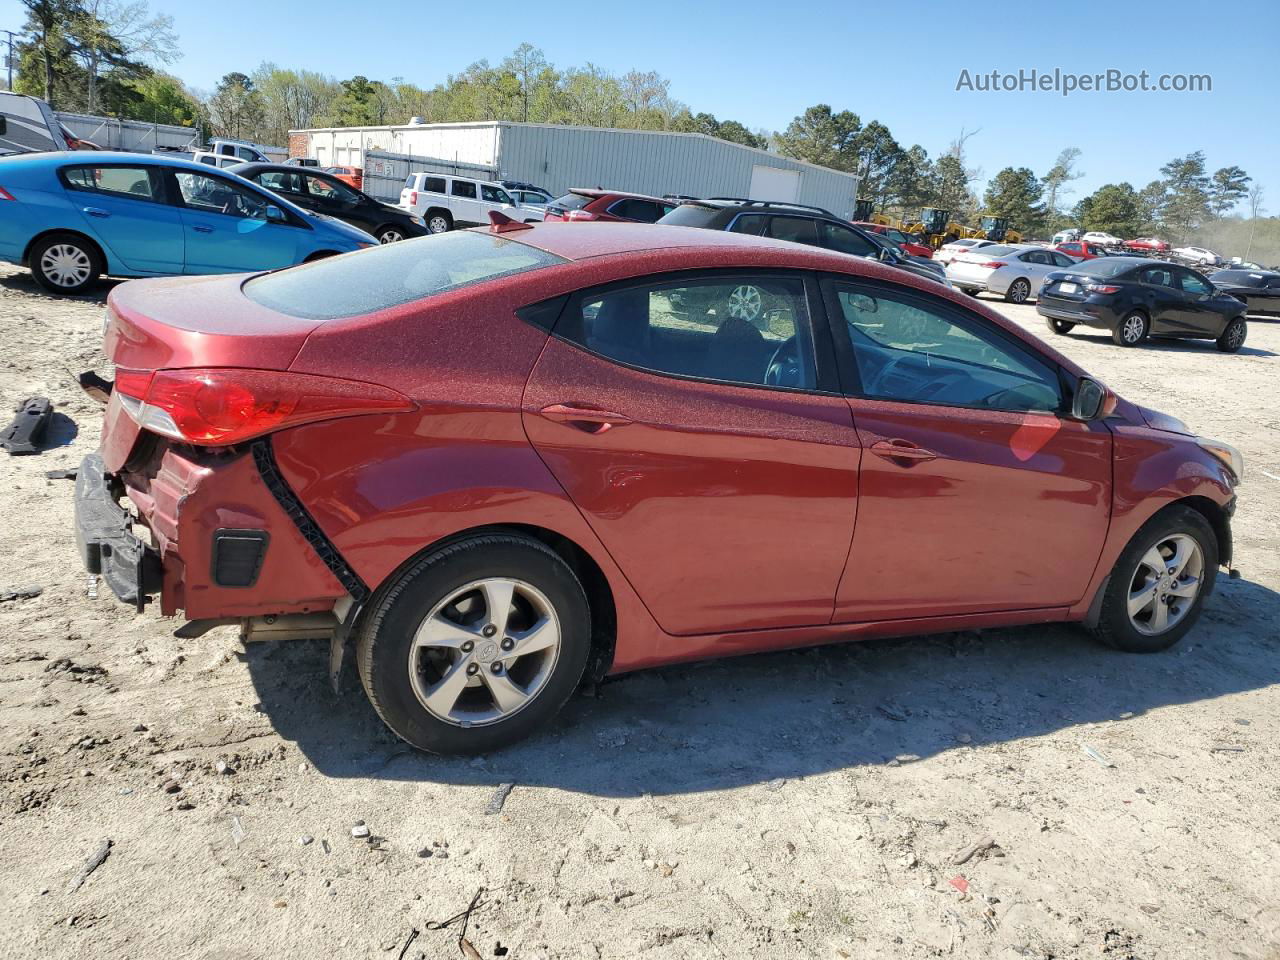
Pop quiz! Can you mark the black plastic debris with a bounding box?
[1,397,53,455]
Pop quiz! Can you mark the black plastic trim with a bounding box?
[251,439,369,602]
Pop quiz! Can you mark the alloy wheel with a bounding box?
[40,243,92,288]
[1122,313,1146,344]
[726,284,763,322]
[379,229,403,244]
[428,216,450,234]
[1225,320,1245,350]
[1008,279,1030,304]
[1126,533,1204,636]
[407,577,561,727]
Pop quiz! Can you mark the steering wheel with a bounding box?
[865,354,910,395]
[765,336,800,387]
[913,371,970,402]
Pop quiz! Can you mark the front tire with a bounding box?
[30,233,101,295]
[1045,317,1076,335]
[1112,309,1150,347]
[1216,316,1246,353]
[376,226,404,244]
[1005,278,1031,304]
[1088,505,1218,653]
[356,535,592,755]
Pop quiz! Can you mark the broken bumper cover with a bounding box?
[74,452,161,610]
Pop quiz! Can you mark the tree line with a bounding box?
[9,1,1269,251]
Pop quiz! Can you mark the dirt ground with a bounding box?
[0,261,1277,960]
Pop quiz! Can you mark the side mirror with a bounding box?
[1071,377,1116,421]
[265,205,287,223]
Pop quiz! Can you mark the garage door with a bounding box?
[749,165,801,203]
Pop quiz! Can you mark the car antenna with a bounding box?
[488,211,533,233]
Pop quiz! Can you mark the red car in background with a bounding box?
[1124,237,1170,253]
[75,221,1242,755]
[543,188,676,223]
[853,221,934,258]
[1054,240,1109,260]
[324,166,363,190]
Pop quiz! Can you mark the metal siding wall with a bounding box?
[497,126,858,216]
[55,112,196,151]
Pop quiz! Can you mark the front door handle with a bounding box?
[83,206,110,218]
[540,403,633,434]
[870,438,937,463]
[192,224,214,233]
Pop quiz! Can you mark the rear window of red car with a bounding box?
[550,192,595,211]
[243,231,567,320]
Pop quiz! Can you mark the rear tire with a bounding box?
[1112,309,1150,347]
[356,534,592,755]
[1088,505,1218,653]
[961,288,979,297]
[426,210,452,234]
[1045,317,1076,335]
[30,233,101,295]
[1215,316,1246,353]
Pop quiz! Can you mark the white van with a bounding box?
[398,174,528,233]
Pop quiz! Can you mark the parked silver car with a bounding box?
[945,244,1078,303]
[934,237,995,266]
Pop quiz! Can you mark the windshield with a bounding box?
[244,231,567,320]
[1072,257,1141,278]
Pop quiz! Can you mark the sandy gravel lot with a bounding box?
[0,262,1277,960]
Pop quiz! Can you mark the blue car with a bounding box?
[0,151,376,294]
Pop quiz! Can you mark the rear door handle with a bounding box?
[540,403,633,434]
[192,224,214,233]
[870,439,937,463]
[83,206,110,218]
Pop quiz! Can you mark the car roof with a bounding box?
[568,187,671,203]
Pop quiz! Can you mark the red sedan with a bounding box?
[543,188,676,223]
[1054,240,1109,260]
[853,221,934,258]
[1124,237,1170,253]
[76,221,1242,754]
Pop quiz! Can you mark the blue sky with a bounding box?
[3,0,1274,209]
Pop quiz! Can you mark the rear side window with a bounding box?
[63,165,158,202]
[557,275,817,390]
[766,216,820,246]
[727,214,768,236]
[608,198,663,222]
[451,180,477,199]
[244,231,567,320]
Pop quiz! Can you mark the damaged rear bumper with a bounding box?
[74,452,161,610]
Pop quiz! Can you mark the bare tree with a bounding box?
[74,0,179,112]
[1245,183,1266,260]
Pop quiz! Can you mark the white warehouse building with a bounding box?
[289,120,860,216]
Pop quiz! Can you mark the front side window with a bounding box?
[560,275,817,390]
[832,283,1062,412]
[63,165,158,202]
[258,171,305,195]
[451,180,478,199]
[1179,272,1211,296]
[306,175,360,203]
[820,222,877,257]
[481,184,513,204]
[173,172,274,220]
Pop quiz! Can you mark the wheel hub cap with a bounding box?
[408,577,561,727]
[1126,533,1203,636]
[41,244,91,287]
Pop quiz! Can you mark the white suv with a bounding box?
[398,174,527,233]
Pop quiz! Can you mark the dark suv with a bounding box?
[658,199,949,287]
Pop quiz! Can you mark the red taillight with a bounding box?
[410,191,418,205]
[1084,283,1120,294]
[0,185,14,201]
[979,260,1006,269]
[566,209,598,221]
[115,367,414,445]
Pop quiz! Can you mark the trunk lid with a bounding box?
[101,273,323,472]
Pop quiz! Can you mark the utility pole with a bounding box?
[2,30,18,92]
